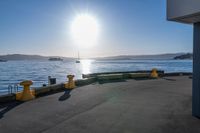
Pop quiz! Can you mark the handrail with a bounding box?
[8,84,13,94]
[7,84,19,94]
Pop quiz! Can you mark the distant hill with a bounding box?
[95,53,191,60]
[0,53,193,61]
[0,54,74,61]
[0,54,47,60]
[174,53,193,60]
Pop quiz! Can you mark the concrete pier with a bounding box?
[0,76,200,133]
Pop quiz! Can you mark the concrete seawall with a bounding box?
[0,71,192,103]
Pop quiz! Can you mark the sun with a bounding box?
[70,14,100,47]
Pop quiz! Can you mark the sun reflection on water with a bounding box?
[80,59,93,74]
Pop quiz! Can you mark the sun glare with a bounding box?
[70,14,100,47]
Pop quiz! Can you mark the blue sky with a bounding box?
[0,0,193,58]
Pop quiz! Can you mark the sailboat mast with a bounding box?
[76,51,81,63]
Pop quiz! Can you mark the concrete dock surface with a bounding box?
[0,76,200,133]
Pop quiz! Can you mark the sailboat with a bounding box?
[76,52,80,63]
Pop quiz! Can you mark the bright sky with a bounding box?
[0,0,193,58]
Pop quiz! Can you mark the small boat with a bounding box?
[76,52,80,63]
[48,57,63,61]
[76,60,80,63]
[0,59,7,62]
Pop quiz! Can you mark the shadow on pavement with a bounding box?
[0,101,22,119]
[58,90,71,101]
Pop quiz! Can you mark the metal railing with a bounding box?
[6,82,47,94]
[7,83,19,94]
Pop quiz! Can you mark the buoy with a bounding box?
[151,68,158,78]
[16,80,35,101]
[65,75,75,89]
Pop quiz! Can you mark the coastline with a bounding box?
[0,71,192,103]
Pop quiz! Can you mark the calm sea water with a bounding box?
[0,59,192,95]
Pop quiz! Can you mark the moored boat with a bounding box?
[0,59,7,62]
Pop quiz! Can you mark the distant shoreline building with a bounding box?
[48,57,63,61]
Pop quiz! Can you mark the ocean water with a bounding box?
[0,59,192,95]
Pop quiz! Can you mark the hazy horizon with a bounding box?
[0,0,192,58]
[0,52,192,59]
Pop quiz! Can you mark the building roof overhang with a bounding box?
[167,0,200,24]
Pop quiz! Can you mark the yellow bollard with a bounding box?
[65,75,75,89]
[16,80,35,101]
[150,68,158,78]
